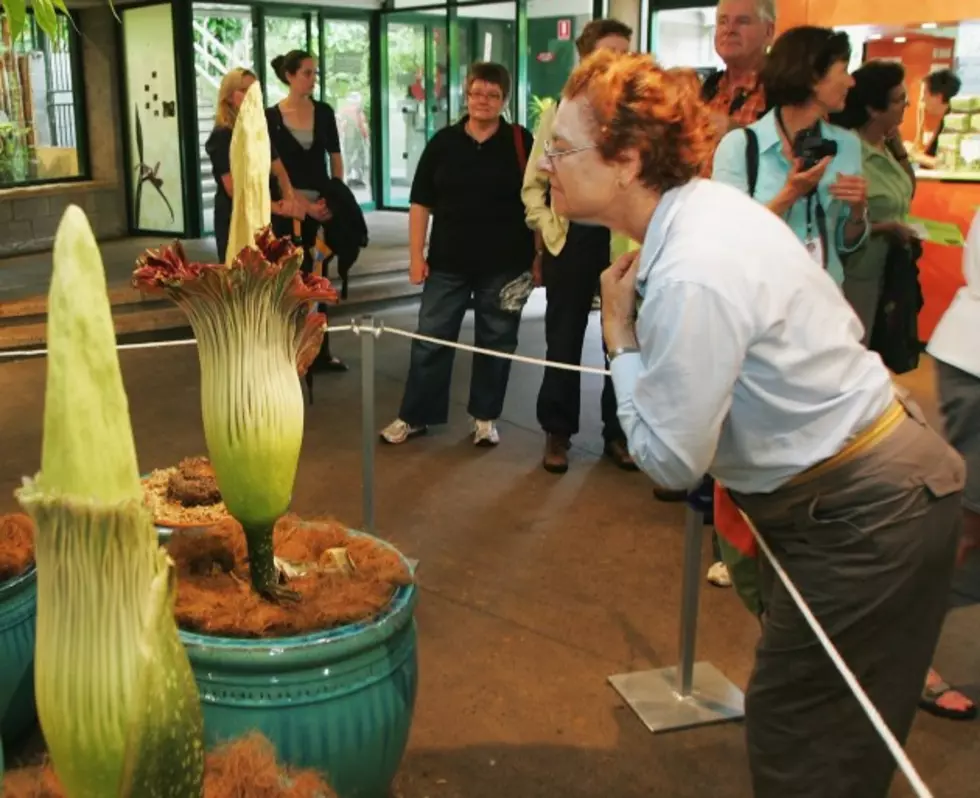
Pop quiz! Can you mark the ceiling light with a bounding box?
[869,33,882,40]
[894,36,907,43]
[921,22,938,29]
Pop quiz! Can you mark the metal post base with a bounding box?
[608,662,745,734]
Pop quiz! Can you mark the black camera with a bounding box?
[793,127,838,170]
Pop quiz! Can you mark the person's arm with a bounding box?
[408,204,430,260]
[321,103,345,182]
[836,146,870,253]
[607,279,751,490]
[521,105,558,233]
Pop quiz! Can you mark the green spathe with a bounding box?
[41,205,141,504]
[16,207,204,797]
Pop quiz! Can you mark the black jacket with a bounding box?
[321,177,369,298]
[869,235,924,374]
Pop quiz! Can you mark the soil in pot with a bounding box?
[2,732,337,797]
[166,515,413,637]
[0,514,35,582]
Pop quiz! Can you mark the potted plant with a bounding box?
[0,514,37,763]
[131,82,419,798]
[4,204,339,797]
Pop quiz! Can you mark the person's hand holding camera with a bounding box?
[784,156,832,202]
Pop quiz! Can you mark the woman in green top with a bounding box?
[832,60,917,343]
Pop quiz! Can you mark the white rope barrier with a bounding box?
[736,509,933,798]
[0,321,612,375]
[0,312,935,794]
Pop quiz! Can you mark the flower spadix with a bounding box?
[132,80,337,600]
[16,206,204,797]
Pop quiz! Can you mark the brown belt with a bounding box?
[786,399,907,487]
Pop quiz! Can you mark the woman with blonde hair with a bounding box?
[204,67,301,263]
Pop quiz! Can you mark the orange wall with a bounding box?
[865,36,955,146]
[776,0,980,29]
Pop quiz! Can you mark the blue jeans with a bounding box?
[398,269,522,426]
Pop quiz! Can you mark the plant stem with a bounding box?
[243,522,298,603]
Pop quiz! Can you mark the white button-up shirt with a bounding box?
[927,209,980,379]
[609,179,895,494]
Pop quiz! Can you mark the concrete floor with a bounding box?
[0,292,977,797]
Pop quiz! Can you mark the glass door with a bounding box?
[264,12,313,105]
[383,12,447,207]
[457,2,517,122]
[320,16,374,208]
[192,3,254,234]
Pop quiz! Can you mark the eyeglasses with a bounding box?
[542,140,597,162]
[468,90,503,102]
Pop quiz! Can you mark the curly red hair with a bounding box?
[563,52,717,193]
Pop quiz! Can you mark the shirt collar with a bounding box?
[636,180,700,293]
[754,109,835,155]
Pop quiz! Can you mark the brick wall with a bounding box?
[0,6,128,257]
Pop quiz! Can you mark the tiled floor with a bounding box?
[1,292,977,797]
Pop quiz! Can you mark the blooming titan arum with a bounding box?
[132,81,337,601]
[17,207,204,797]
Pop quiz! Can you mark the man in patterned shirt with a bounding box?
[702,0,773,137]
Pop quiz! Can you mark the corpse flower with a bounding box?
[17,206,205,796]
[132,82,338,600]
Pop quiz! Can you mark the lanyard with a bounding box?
[775,109,830,270]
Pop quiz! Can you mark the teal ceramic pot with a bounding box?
[0,566,38,744]
[172,529,418,798]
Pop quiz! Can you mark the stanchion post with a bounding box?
[608,503,745,733]
[677,506,705,696]
[359,315,376,535]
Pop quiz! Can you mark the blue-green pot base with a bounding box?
[0,567,38,745]
[176,533,419,798]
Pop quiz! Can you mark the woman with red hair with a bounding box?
[539,50,965,798]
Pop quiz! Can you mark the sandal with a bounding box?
[919,679,977,721]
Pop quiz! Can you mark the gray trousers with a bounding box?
[732,400,965,798]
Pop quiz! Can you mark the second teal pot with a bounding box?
[176,532,419,798]
[0,566,38,744]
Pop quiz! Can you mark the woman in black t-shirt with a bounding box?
[203,67,301,264]
[380,62,535,448]
[265,49,347,371]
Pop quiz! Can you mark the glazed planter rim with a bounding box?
[0,563,37,601]
[159,524,418,672]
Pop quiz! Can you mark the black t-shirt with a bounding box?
[925,116,945,158]
[265,101,341,198]
[410,117,535,276]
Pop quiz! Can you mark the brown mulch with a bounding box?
[0,513,35,581]
[1,732,337,797]
[167,515,413,638]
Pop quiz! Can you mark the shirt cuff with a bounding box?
[609,351,643,409]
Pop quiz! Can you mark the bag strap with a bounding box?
[744,127,759,198]
[513,123,527,174]
[701,69,724,102]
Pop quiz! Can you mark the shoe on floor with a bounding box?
[707,561,732,587]
[542,433,570,473]
[653,486,689,502]
[604,439,638,471]
[473,419,500,447]
[919,676,978,721]
[380,418,427,445]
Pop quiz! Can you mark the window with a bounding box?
[0,11,87,187]
[651,7,724,70]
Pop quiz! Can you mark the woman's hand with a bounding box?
[875,220,920,244]
[783,156,832,202]
[307,198,332,222]
[600,250,641,351]
[829,173,868,220]
[531,251,544,287]
[408,255,429,285]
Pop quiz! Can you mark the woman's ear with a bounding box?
[617,148,642,189]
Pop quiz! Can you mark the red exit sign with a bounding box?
[557,19,571,40]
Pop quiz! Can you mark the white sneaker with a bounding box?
[380,418,427,445]
[707,561,732,587]
[473,419,500,447]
